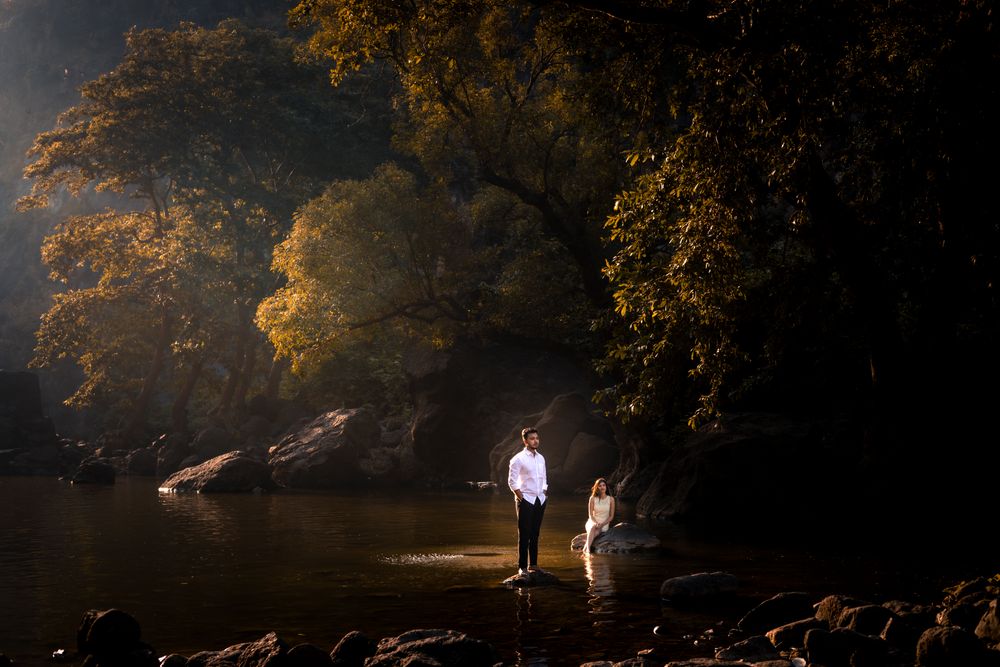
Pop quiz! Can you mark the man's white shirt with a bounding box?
[508,447,547,504]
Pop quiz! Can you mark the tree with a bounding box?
[290,0,1000,433]
[259,164,473,370]
[20,20,388,437]
[290,0,631,307]
[258,162,596,376]
[534,0,995,429]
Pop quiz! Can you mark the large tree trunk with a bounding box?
[124,308,172,443]
[171,357,204,435]
[264,356,289,402]
[215,302,252,416]
[233,338,257,411]
[479,168,610,308]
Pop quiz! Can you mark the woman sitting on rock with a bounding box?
[583,477,615,553]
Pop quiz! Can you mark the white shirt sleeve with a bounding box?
[508,453,521,493]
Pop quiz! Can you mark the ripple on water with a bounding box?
[379,553,466,565]
[379,547,510,568]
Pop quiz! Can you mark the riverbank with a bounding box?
[9,571,999,666]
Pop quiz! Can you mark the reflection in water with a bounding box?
[584,553,617,633]
[514,588,548,666]
[584,553,615,598]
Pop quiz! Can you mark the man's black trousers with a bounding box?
[516,496,546,570]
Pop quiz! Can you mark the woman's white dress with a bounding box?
[585,495,612,533]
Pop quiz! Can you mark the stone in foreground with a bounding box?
[660,571,738,601]
[503,569,560,588]
[366,629,499,666]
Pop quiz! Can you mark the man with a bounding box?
[508,426,547,575]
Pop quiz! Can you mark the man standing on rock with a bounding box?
[508,427,547,575]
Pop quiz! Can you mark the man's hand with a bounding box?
[514,490,523,501]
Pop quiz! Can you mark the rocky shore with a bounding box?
[588,572,1000,667]
[5,573,996,667]
[9,609,500,667]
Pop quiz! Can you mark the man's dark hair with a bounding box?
[521,427,538,442]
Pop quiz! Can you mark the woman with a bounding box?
[583,477,615,553]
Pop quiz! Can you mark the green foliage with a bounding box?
[0,0,283,378]
[258,163,597,372]
[290,0,629,305]
[286,334,411,416]
[288,0,999,429]
[11,0,997,437]
[32,288,155,412]
[590,0,1000,425]
[19,19,387,431]
[468,186,596,349]
[259,163,473,366]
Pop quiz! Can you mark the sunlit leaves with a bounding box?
[20,19,367,426]
[258,164,472,370]
[292,0,627,305]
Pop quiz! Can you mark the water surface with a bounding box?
[0,477,981,665]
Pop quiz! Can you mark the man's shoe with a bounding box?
[527,565,539,572]
[518,568,528,576]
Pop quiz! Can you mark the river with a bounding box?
[0,476,983,666]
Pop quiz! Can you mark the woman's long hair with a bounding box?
[590,477,608,497]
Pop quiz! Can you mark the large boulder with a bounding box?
[804,627,888,667]
[738,592,819,635]
[569,522,661,553]
[76,609,157,667]
[489,393,618,492]
[187,632,288,667]
[714,636,781,662]
[125,448,158,476]
[366,629,499,666]
[159,451,274,493]
[838,604,895,636]
[635,412,861,524]
[815,595,870,626]
[287,643,334,667]
[268,407,380,489]
[880,604,938,653]
[72,456,116,484]
[155,433,192,478]
[977,600,1000,644]
[660,572,739,601]
[191,426,235,461]
[330,631,376,666]
[406,341,594,481]
[915,625,990,667]
[766,618,827,650]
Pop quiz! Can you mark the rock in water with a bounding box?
[366,629,499,666]
[503,569,560,588]
[660,571,738,601]
[159,451,274,493]
[570,522,660,553]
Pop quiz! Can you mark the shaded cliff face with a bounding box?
[0,370,57,450]
[405,341,596,481]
